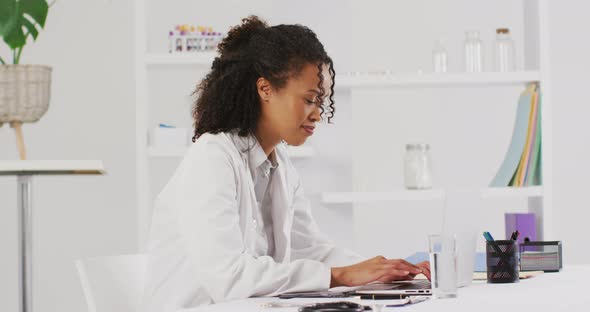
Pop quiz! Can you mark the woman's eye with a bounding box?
[305,99,315,105]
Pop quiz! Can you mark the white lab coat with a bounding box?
[141,131,364,312]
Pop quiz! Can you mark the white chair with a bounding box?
[75,254,147,312]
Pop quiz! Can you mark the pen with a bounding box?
[358,294,408,300]
[483,231,495,242]
[483,231,504,255]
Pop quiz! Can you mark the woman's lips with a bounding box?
[302,125,315,135]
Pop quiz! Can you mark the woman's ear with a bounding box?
[256,77,272,102]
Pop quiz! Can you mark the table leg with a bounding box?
[17,175,33,312]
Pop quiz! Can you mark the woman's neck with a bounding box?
[254,125,280,157]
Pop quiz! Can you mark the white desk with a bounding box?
[179,265,590,312]
[0,160,105,312]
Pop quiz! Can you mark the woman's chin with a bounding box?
[283,136,307,146]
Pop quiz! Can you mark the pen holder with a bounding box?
[486,240,520,283]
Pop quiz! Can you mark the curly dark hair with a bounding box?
[191,15,335,142]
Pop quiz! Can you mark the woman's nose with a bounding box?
[309,105,322,121]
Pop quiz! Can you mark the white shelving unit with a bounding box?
[340,1,553,243]
[321,186,543,204]
[134,0,553,249]
[480,186,544,199]
[336,71,541,89]
[322,189,446,204]
[145,52,216,66]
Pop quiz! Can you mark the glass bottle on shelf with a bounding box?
[492,28,516,72]
[464,31,483,72]
[433,39,448,73]
[404,144,433,190]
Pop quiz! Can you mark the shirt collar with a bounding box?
[230,131,278,173]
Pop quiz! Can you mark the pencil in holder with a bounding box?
[486,240,520,283]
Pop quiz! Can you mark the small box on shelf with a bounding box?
[151,125,190,148]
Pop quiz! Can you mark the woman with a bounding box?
[142,16,430,311]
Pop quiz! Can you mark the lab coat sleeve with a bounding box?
[290,170,367,267]
[176,142,331,303]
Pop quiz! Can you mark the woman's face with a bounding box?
[257,63,331,146]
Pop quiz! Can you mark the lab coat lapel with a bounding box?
[270,155,293,263]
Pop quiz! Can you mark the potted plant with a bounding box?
[0,0,52,160]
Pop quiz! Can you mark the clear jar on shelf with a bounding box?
[404,143,433,189]
[464,31,483,72]
[492,28,516,72]
[433,39,448,73]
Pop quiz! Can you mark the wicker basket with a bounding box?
[0,64,52,127]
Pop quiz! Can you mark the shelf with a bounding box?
[145,52,216,66]
[148,145,315,159]
[0,160,105,175]
[147,146,189,157]
[322,186,543,204]
[321,189,446,203]
[144,55,539,88]
[481,186,543,198]
[335,71,541,89]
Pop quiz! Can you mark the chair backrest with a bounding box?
[75,254,147,312]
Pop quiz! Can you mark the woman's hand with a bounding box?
[330,256,425,287]
[410,261,431,281]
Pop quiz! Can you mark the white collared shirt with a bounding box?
[245,136,278,257]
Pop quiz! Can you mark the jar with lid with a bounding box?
[404,144,433,189]
[492,28,516,72]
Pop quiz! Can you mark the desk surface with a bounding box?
[0,160,105,175]
[180,265,590,312]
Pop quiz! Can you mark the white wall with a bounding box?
[550,0,590,264]
[0,1,136,312]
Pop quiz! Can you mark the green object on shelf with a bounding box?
[528,92,543,186]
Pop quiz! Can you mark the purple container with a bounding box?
[505,213,537,251]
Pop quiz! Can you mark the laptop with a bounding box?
[277,279,431,299]
[354,279,432,295]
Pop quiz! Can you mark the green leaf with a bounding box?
[0,0,49,50]
[0,1,18,37]
[21,14,38,40]
[3,20,26,49]
[20,0,48,28]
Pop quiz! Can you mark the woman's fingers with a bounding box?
[416,261,431,280]
[379,259,433,281]
[384,259,423,275]
[335,256,432,287]
[377,272,415,283]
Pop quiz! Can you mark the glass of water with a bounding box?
[428,234,458,299]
